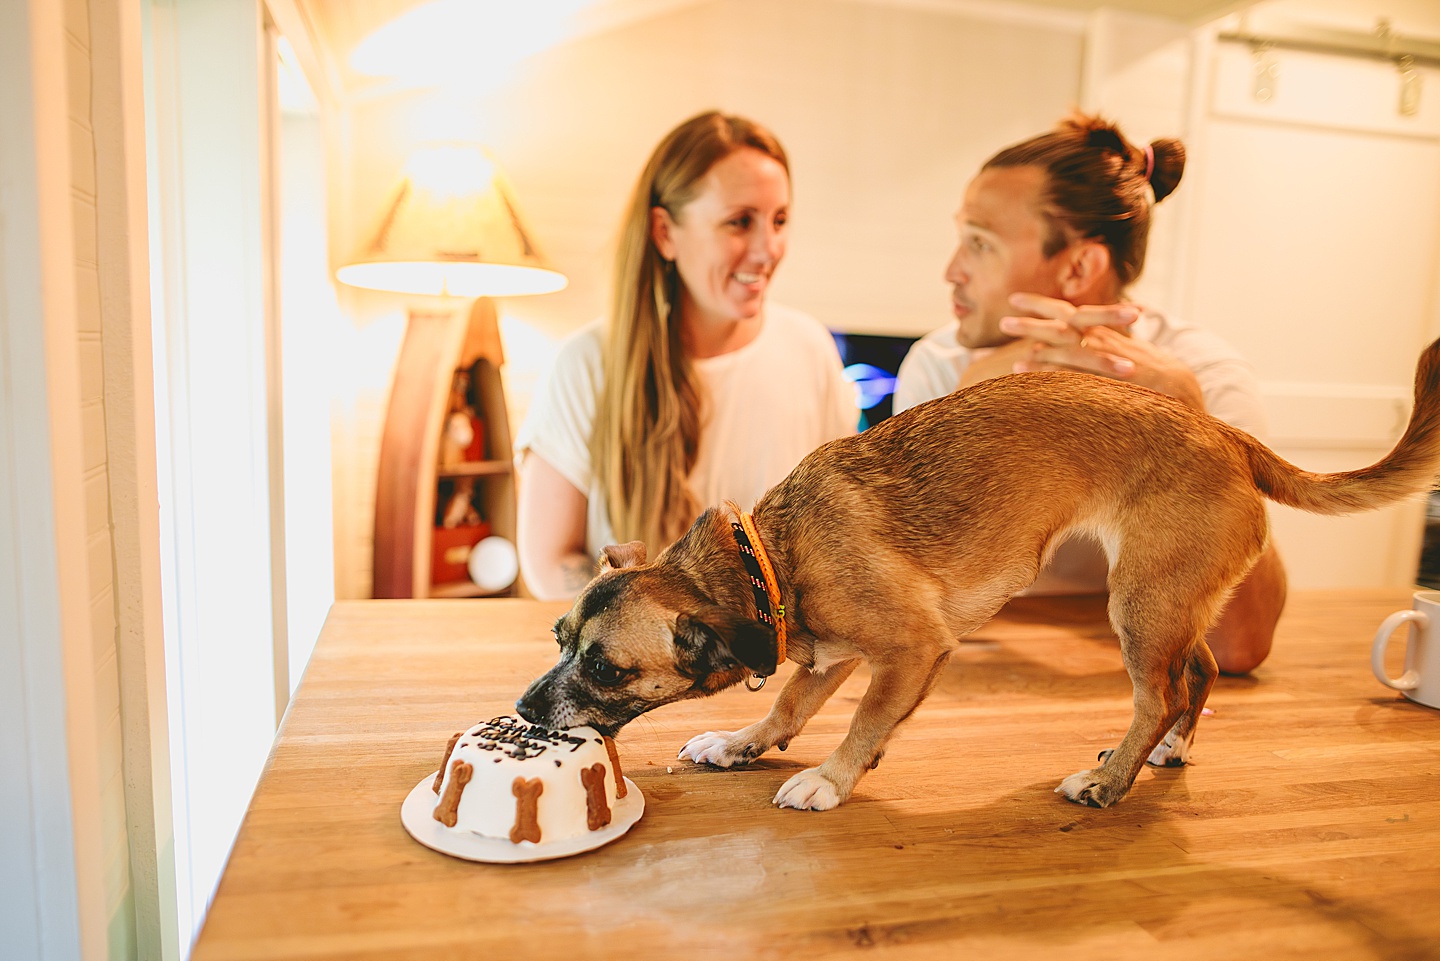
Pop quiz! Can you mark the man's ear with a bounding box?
[673,608,778,680]
[1059,240,1112,301]
[599,541,647,573]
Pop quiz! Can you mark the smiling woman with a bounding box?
[513,111,857,601]
[648,146,791,347]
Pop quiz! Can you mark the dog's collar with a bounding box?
[731,512,786,690]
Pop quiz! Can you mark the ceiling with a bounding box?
[284,0,1252,101]
[282,0,1440,106]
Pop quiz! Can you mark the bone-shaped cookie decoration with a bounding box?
[432,759,472,827]
[432,732,463,794]
[580,763,612,831]
[510,777,544,844]
[603,736,627,798]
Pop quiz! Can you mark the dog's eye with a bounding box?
[588,655,624,686]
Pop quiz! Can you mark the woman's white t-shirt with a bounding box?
[515,303,858,555]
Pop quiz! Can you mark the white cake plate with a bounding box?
[400,772,644,863]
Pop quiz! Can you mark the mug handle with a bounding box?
[1372,610,1424,691]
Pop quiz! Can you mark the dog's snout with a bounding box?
[515,685,549,725]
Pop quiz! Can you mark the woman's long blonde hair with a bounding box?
[592,111,789,552]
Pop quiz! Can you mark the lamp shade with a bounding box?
[337,143,567,297]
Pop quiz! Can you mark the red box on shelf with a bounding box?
[465,414,486,462]
[430,523,492,585]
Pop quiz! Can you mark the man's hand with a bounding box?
[956,338,1040,389]
[996,293,1205,410]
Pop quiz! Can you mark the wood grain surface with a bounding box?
[192,591,1440,961]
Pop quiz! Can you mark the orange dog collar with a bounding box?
[731,512,787,688]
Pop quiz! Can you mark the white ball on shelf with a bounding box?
[467,535,519,593]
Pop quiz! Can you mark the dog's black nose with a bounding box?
[515,690,546,724]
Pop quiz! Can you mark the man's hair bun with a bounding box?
[1148,138,1186,204]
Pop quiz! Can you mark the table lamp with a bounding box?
[339,143,564,599]
[338,142,566,297]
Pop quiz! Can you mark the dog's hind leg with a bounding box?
[773,648,951,811]
[679,659,859,768]
[1146,641,1218,767]
[1056,575,1228,808]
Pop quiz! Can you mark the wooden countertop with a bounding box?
[192,590,1440,961]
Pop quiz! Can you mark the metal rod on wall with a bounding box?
[1217,25,1440,70]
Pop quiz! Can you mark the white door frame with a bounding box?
[145,0,283,947]
[96,0,184,956]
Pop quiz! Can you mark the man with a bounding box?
[894,113,1286,674]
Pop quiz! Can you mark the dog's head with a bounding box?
[515,538,777,736]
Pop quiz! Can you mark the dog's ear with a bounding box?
[598,541,647,573]
[673,608,778,680]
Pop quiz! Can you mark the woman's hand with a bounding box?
[516,454,597,601]
[997,293,1205,410]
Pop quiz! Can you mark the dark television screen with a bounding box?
[831,331,920,431]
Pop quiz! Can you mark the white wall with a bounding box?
[1182,19,1440,589]
[278,96,339,692]
[4,0,178,957]
[1086,2,1440,590]
[2,0,110,957]
[146,0,279,948]
[91,0,182,952]
[328,0,1089,598]
[64,0,140,954]
[326,0,1440,597]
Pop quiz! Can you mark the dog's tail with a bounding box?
[1246,336,1440,516]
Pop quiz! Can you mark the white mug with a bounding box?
[1372,590,1440,709]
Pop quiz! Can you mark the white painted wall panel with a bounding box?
[1178,30,1440,588]
[1,0,106,954]
[1185,119,1439,388]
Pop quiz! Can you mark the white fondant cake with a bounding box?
[431,715,625,845]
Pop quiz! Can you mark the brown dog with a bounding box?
[517,338,1440,809]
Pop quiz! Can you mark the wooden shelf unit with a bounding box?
[372,298,516,599]
[436,460,512,479]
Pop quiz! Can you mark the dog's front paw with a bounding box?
[1055,768,1128,808]
[773,768,844,811]
[678,731,762,768]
